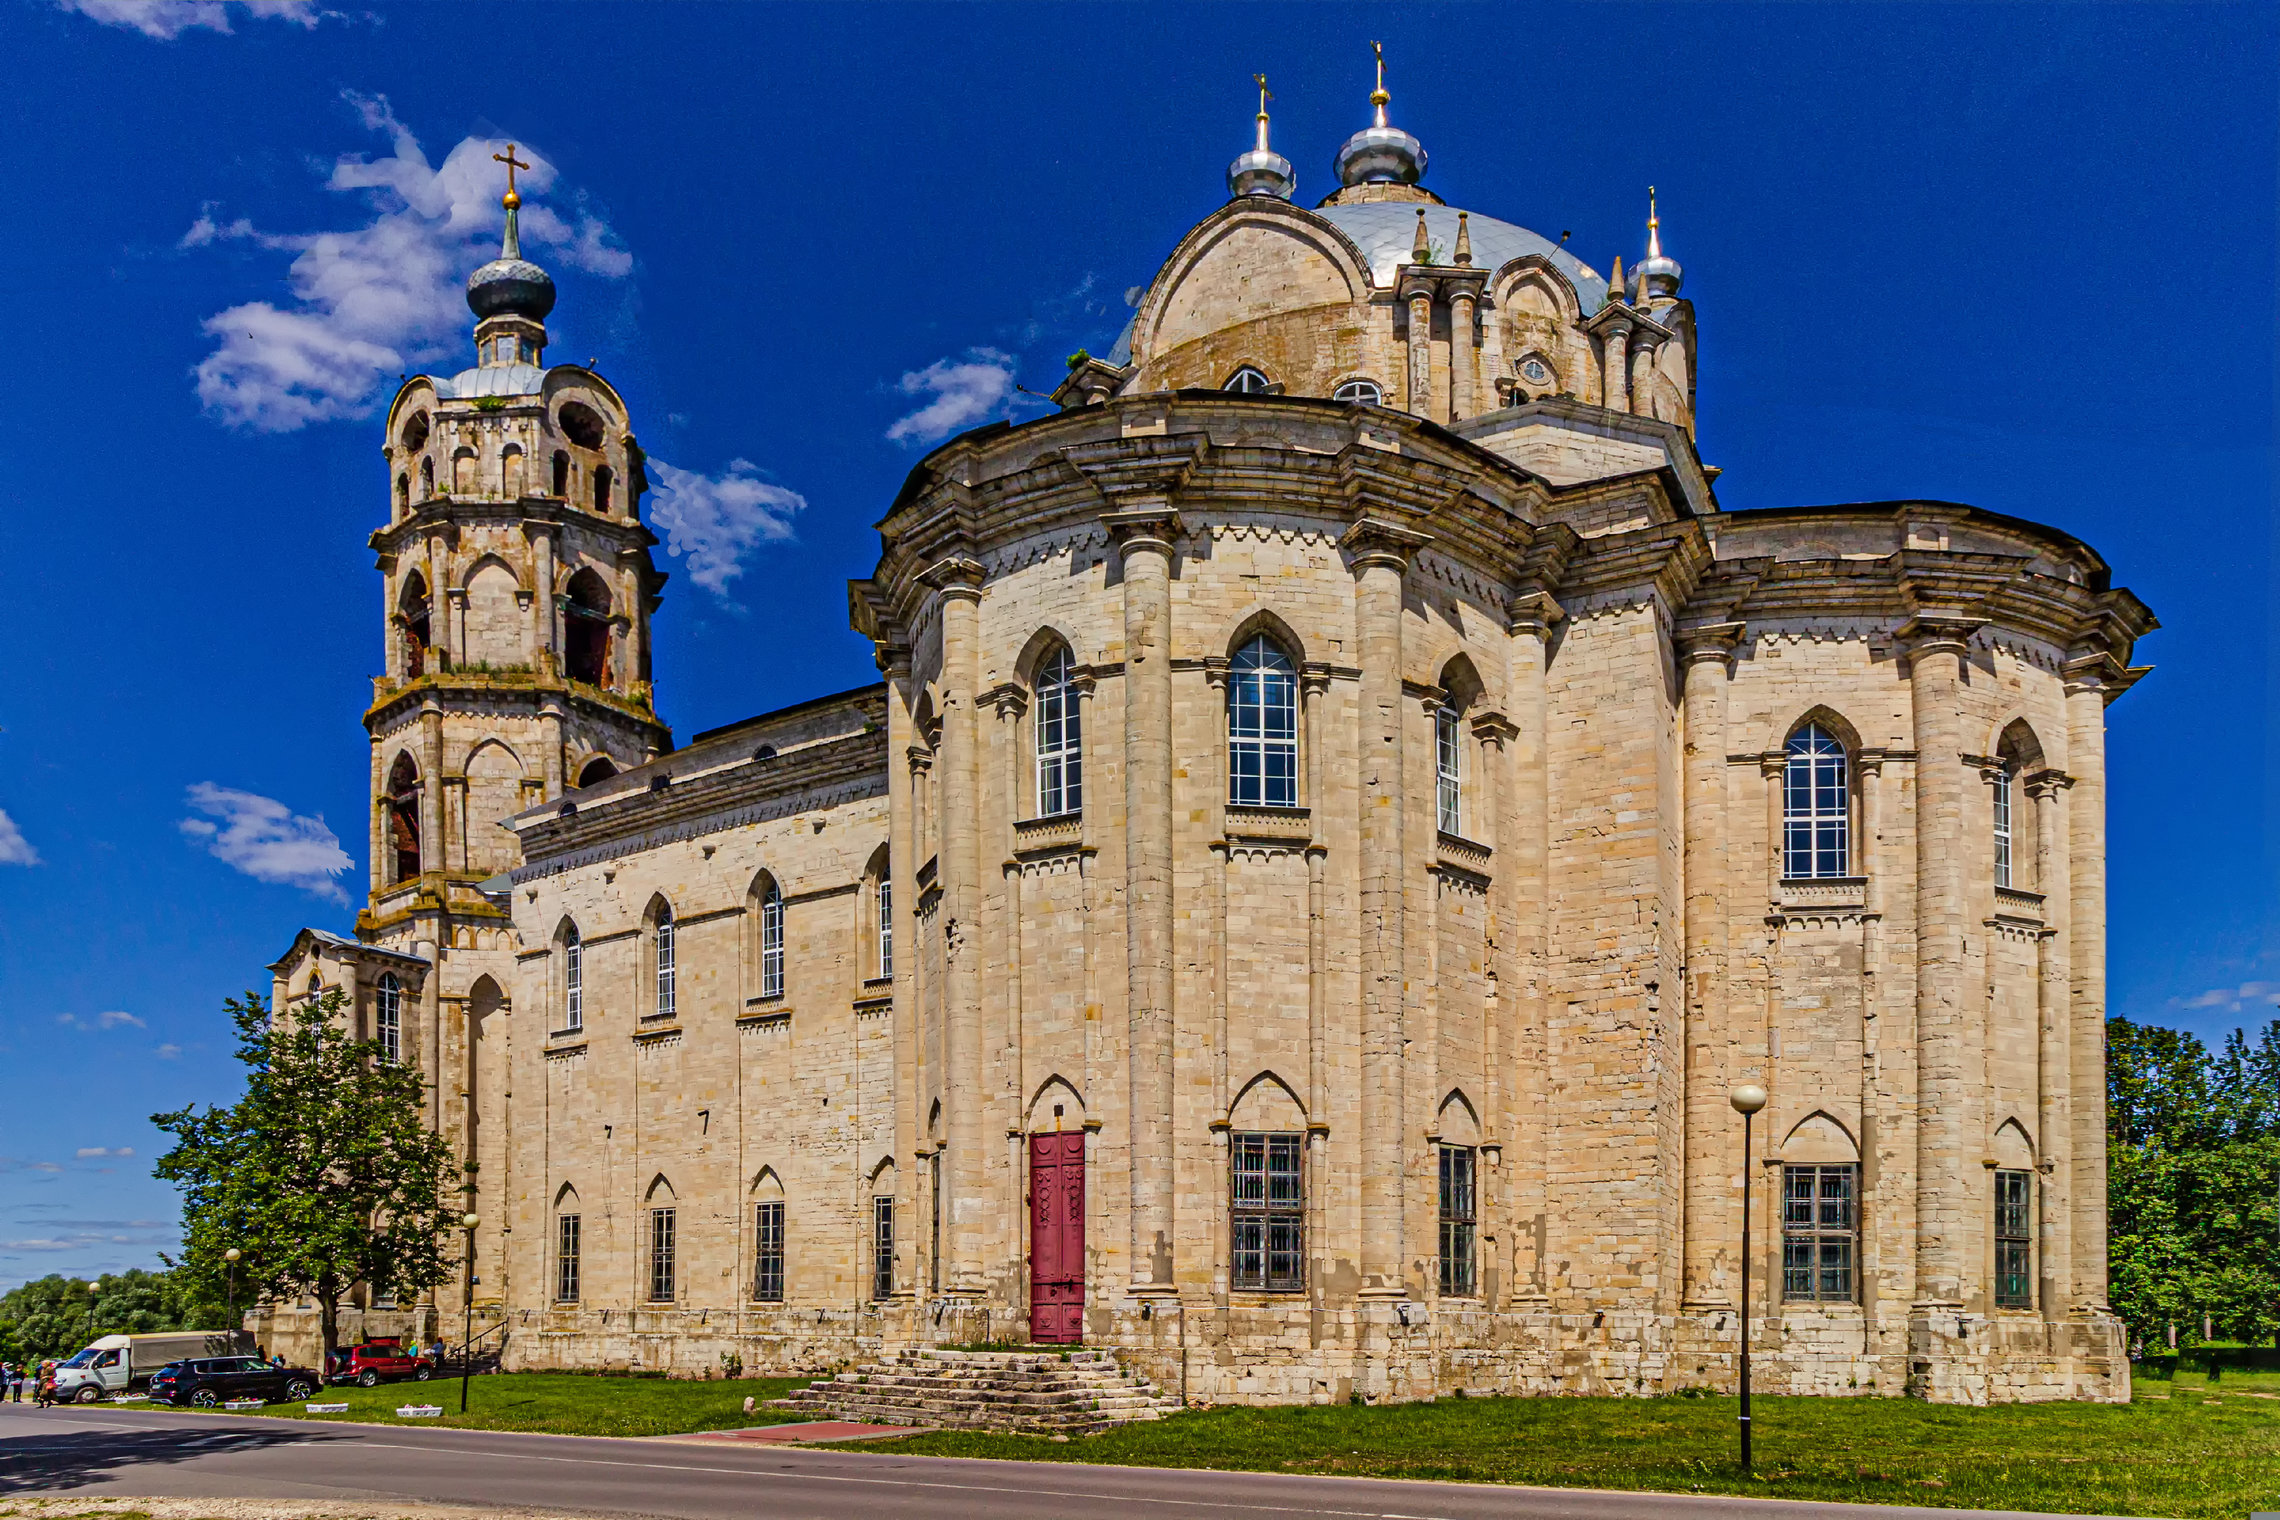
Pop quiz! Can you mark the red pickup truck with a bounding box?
[325,1339,435,1387]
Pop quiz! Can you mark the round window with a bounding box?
[1520,358,1552,384]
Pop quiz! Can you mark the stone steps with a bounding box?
[768,1347,1180,1435]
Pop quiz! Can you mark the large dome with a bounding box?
[1316,202,1609,311]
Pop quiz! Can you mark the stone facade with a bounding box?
[260,84,2154,1405]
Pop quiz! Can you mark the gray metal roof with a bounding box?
[1316,203,1608,312]
[438,362,546,400]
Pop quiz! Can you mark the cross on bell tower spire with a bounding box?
[492,143,532,258]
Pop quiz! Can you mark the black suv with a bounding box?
[149,1356,318,1407]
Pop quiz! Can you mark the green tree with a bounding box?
[0,1267,228,1362]
[152,989,457,1362]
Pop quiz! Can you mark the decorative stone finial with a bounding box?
[1607,253,1627,306]
[1454,210,1472,266]
[1226,72,1296,200]
[1412,209,1432,265]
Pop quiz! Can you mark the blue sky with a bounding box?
[0,1,2270,1289]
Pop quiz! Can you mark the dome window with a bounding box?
[1519,357,1552,386]
[1332,379,1383,406]
[1224,367,1273,395]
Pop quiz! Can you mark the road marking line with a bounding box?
[342,1441,1434,1517]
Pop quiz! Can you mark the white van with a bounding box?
[50,1331,251,1403]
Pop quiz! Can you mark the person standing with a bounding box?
[1,1360,16,1401]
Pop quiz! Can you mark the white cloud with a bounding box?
[886,348,1021,445]
[57,0,322,40]
[647,458,805,597]
[57,1011,146,1031]
[74,1147,134,1160]
[155,1043,183,1061]
[0,809,38,866]
[179,783,352,902]
[2172,980,2280,1013]
[188,93,631,431]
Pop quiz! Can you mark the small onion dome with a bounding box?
[466,186,557,321]
[1335,47,1426,187]
[1229,75,1295,200]
[1635,186,1683,299]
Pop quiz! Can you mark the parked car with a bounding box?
[326,1339,435,1387]
[149,1355,318,1407]
[49,1332,253,1403]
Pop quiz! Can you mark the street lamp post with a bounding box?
[459,1212,479,1414]
[1730,1083,1768,1473]
[223,1248,242,1349]
[82,1280,97,1346]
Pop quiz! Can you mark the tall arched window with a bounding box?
[1435,704,1462,834]
[1332,379,1383,405]
[419,457,434,499]
[551,451,569,497]
[1783,723,1851,878]
[1034,645,1081,817]
[562,923,584,1032]
[1224,366,1272,394]
[564,570,612,687]
[386,753,422,883]
[1991,763,2014,888]
[593,465,614,516]
[398,572,431,679]
[652,901,676,1021]
[877,878,893,979]
[758,878,785,1000]
[1228,635,1299,808]
[375,972,402,1065]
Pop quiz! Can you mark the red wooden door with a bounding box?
[1028,1131,1085,1343]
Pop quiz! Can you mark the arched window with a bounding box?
[500,445,525,500]
[564,570,612,687]
[1783,723,1850,878]
[577,756,617,787]
[562,923,584,1032]
[1435,704,1462,834]
[1992,720,2043,891]
[375,972,402,1065]
[1332,379,1382,405]
[386,753,422,883]
[863,847,893,983]
[1991,763,2014,889]
[593,465,614,516]
[452,448,476,495]
[1228,635,1299,808]
[394,474,409,515]
[1034,645,1081,817]
[652,901,676,1021]
[1224,366,1272,394]
[877,878,893,980]
[398,572,431,679]
[551,451,569,497]
[419,457,434,499]
[757,877,785,1000]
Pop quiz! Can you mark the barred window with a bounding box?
[1782,1164,1857,1302]
[563,925,583,1032]
[1228,636,1299,808]
[1435,705,1462,835]
[648,1207,676,1303]
[876,879,893,980]
[1995,1170,2033,1309]
[1992,764,2014,888]
[872,1196,895,1301]
[1231,1132,1304,1292]
[754,1201,785,1303]
[758,879,785,1000]
[653,903,676,1020]
[555,1213,580,1303]
[375,973,402,1065]
[1034,645,1082,817]
[1438,1144,1477,1297]
[1224,366,1271,394]
[1332,378,1383,406]
[1783,723,1850,878]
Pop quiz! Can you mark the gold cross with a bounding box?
[1255,72,1271,117]
[1373,40,1386,96]
[493,143,531,202]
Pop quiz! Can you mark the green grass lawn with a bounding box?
[154,1371,808,1438]
[878,1381,2278,1518]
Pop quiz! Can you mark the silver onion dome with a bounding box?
[1228,75,1295,200]
[466,182,557,321]
[1335,46,1426,187]
[1635,187,1683,300]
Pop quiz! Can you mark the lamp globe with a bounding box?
[1729,1083,1768,1116]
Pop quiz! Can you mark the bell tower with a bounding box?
[357,148,672,1312]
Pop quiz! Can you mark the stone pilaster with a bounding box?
[1402,281,1434,420]
[1505,592,1556,1304]
[2027,768,2074,1321]
[1602,324,1631,416]
[2062,660,2110,1312]
[1448,288,1478,423]
[928,556,988,1294]
[1678,622,1743,1308]
[882,646,920,1297]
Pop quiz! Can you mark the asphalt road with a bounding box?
[0,1401,2133,1520]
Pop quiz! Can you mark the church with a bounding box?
[260,62,2155,1405]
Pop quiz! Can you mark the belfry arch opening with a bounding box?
[398,571,431,678]
[564,569,613,687]
[386,752,422,883]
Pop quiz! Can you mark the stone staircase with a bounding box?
[768,1347,1181,1435]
